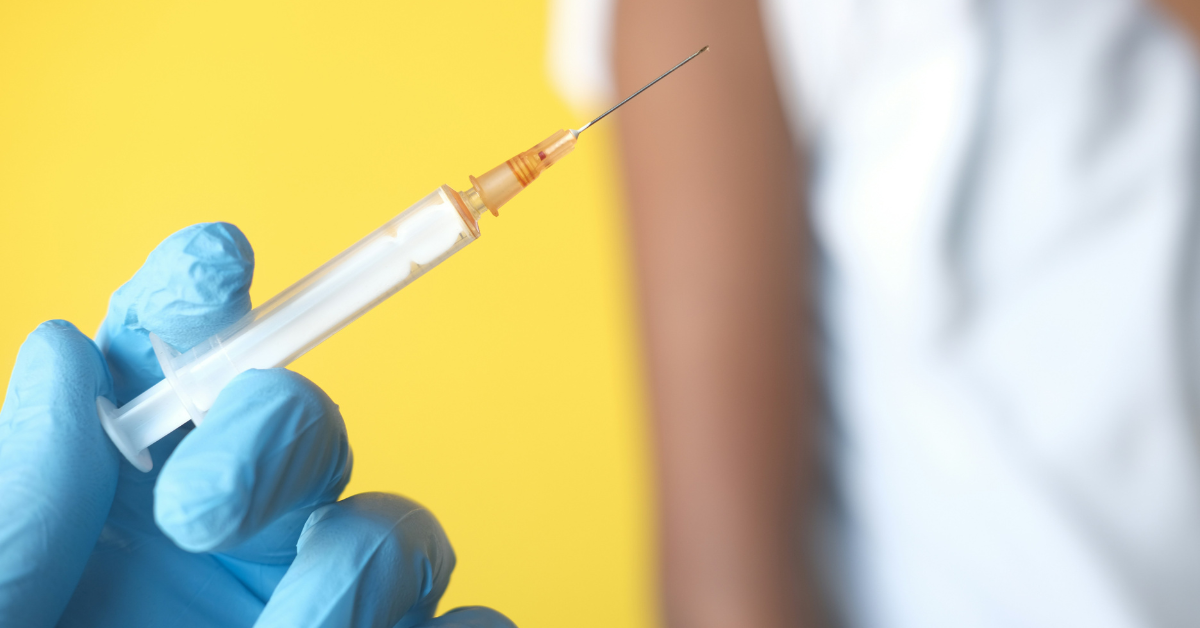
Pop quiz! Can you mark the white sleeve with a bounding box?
[546,0,617,112]
[546,0,820,139]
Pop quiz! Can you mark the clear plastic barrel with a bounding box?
[99,185,479,470]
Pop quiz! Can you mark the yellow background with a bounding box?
[0,2,654,626]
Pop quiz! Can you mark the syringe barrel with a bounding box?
[99,185,480,471]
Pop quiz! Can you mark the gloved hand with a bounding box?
[0,223,515,628]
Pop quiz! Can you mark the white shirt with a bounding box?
[550,1,1200,626]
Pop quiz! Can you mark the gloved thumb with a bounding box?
[0,321,121,628]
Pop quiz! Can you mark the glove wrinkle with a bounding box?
[96,222,253,403]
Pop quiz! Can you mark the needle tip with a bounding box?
[573,45,711,135]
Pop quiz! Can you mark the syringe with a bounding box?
[97,46,708,471]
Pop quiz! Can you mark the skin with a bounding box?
[615,1,1200,626]
[613,1,818,626]
[1159,0,1200,36]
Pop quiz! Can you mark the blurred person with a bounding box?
[552,0,1200,626]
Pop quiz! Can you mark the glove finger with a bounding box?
[415,608,518,628]
[95,222,253,404]
[254,493,456,628]
[155,369,351,565]
[0,321,121,628]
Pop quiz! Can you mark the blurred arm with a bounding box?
[1156,0,1200,39]
[613,1,821,627]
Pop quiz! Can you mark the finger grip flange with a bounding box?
[97,396,153,472]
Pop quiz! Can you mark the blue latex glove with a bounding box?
[0,223,516,628]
